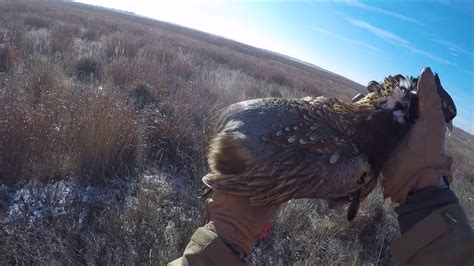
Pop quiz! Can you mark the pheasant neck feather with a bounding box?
[351,107,410,174]
[317,100,376,138]
[321,99,409,173]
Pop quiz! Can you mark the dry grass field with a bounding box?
[0,2,472,265]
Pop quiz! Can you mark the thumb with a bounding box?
[417,67,442,120]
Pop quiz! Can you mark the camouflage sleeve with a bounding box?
[391,188,474,265]
[168,227,246,266]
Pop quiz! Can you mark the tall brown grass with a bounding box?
[71,88,138,180]
[0,45,19,73]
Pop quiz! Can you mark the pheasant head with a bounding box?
[358,74,456,130]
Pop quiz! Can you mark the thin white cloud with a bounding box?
[448,47,458,52]
[464,70,474,76]
[347,18,454,65]
[344,0,423,26]
[313,27,379,51]
[404,44,454,66]
[432,38,474,59]
[347,18,410,45]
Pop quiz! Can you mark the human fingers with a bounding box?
[417,67,443,120]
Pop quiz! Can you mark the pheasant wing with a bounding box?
[204,97,374,205]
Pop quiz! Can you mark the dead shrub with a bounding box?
[24,67,72,180]
[25,103,71,181]
[0,45,19,73]
[138,45,178,66]
[127,58,165,88]
[141,48,198,88]
[270,71,293,87]
[75,57,102,82]
[0,90,31,183]
[28,61,60,104]
[270,88,282,98]
[3,24,25,48]
[72,38,105,59]
[169,55,197,82]
[107,58,136,86]
[143,108,185,171]
[298,78,323,96]
[24,16,50,29]
[143,84,214,176]
[199,46,232,66]
[51,24,80,54]
[128,84,158,110]
[0,65,73,182]
[243,83,266,99]
[23,28,51,56]
[105,33,140,59]
[80,28,101,42]
[71,89,138,181]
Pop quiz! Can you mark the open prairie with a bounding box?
[0,2,472,265]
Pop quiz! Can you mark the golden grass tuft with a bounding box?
[71,88,139,180]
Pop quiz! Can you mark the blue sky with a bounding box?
[76,0,473,133]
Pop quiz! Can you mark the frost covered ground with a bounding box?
[0,172,203,264]
[0,171,199,225]
[1,179,132,225]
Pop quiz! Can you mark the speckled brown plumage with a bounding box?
[203,74,456,220]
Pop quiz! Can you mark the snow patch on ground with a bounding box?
[0,171,197,228]
[0,177,138,226]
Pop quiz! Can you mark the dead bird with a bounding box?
[202,73,456,221]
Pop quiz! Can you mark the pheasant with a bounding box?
[203,73,456,220]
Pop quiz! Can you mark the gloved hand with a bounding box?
[204,190,280,257]
[381,67,453,203]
